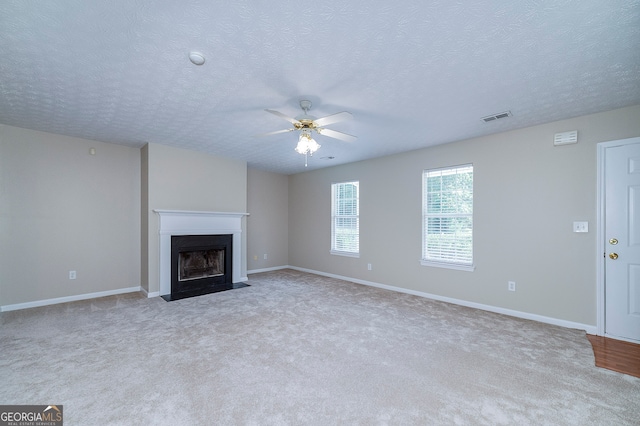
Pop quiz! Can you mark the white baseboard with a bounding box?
[0,286,142,312]
[140,287,160,298]
[604,333,640,344]
[288,266,597,335]
[247,265,290,275]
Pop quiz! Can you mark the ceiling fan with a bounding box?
[262,100,357,166]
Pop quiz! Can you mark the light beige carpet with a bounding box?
[1,269,639,425]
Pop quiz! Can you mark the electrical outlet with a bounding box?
[263,253,268,260]
[573,221,588,233]
[367,263,372,271]
[69,270,77,280]
[253,255,258,261]
[508,281,516,291]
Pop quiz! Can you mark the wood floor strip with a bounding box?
[587,334,640,378]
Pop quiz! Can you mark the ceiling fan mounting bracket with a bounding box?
[299,100,312,113]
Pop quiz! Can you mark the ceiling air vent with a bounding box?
[481,111,512,123]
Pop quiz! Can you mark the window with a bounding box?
[422,164,474,270]
[331,181,359,257]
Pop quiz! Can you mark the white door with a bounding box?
[604,139,640,342]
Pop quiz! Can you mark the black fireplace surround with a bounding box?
[163,234,248,301]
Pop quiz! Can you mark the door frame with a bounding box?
[596,136,640,339]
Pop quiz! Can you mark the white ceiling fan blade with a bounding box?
[257,128,295,137]
[316,127,357,142]
[265,109,301,125]
[313,111,353,127]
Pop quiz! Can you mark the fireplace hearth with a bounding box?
[163,234,248,301]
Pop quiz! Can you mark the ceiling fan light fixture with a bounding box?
[262,100,354,166]
[295,131,320,155]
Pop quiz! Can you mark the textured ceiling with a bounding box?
[1,1,639,174]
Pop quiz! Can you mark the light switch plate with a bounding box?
[573,221,588,233]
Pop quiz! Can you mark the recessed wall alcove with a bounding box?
[155,210,249,299]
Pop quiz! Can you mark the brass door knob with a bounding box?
[609,253,619,260]
[609,238,618,245]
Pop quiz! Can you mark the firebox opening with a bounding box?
[178,249,224,281]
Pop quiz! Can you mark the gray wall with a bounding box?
[0,125,141,306]
[3,105,639,323]
[288,105,640,327]
[141,143,248,294]
[247,168,289,272]
[0,129,248,307]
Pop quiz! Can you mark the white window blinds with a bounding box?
[331,181,359,256]
[422,165,473,268]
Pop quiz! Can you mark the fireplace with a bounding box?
[155,210,250,301]
[163,234,247,301]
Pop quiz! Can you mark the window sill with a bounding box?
[331,250,360,258]
[420,259,475,272]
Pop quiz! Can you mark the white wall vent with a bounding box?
[481,111,512,122]
[553,130,578,146]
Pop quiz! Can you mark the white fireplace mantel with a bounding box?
[154,210,249,297]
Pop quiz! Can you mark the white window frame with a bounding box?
[421,164,474,271]
[331,181,360,257]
